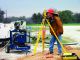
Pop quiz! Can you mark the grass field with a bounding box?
[27,23,77,44]
[63,23,80,26]
[27,23,80,32]
[27,23,80,26]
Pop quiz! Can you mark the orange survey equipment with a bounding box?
[42,25,46,52]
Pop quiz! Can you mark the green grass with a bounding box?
[30,26,40,32]
[26,23,80,32]
[27,23,80,26]
[27,24,41,26]
[27,25,49,32]
[63,23,80,26]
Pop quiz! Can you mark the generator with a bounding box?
[5,21,31,54]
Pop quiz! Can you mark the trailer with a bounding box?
[5,21,31,54]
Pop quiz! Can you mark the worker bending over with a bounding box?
[44,8,63,55]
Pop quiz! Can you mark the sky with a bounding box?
[0,0,80,17]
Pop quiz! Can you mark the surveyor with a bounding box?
[44,8,63,55]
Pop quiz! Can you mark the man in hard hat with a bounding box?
[46,8,63,55]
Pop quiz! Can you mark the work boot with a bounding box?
[44,51,53,55]
[50,51,53,54]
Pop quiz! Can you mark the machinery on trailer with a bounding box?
[5,21,31,54]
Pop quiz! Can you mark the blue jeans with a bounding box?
[49,34,62,54]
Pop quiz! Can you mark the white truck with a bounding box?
[0,23,11,46]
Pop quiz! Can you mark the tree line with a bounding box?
[0,9,80,24]
[32,10,80,23]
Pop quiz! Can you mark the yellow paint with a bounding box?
[63,53,72,56]
[63,56,77,60]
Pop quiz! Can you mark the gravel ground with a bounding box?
[17,46,80,60]
[0,49,25,60]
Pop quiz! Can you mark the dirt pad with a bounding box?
[17,46,80,60]
[17,52,62,60]
[17,48,62,60]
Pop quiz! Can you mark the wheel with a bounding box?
[26,50,28,55]
[5,45,10,53]
[26,50,31,55]
[2,41,7,46]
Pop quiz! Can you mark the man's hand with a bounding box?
[42,19,46,24]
